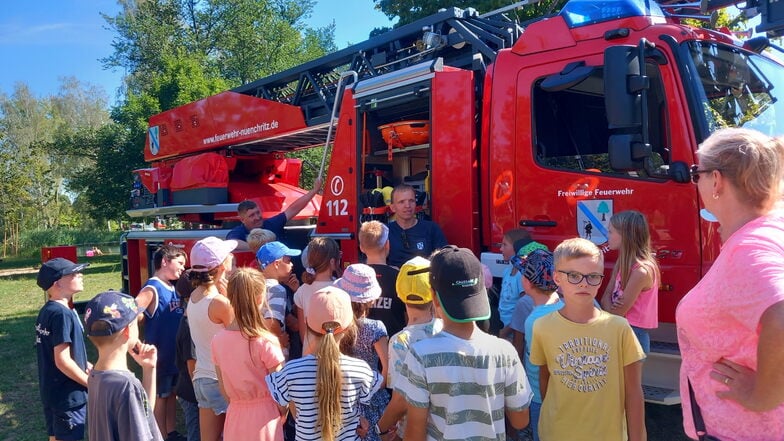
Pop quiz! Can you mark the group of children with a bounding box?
[35,209,659,441]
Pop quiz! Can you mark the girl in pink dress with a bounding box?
[601,210,659,355]
[212,268,285,441]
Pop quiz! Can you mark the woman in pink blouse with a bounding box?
[677,128,784,441]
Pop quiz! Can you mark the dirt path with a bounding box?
[0,267,38,277]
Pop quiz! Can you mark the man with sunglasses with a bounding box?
[529,238,645,441]
[387,185,447,268]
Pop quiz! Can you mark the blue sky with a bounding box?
[0,0,393,102]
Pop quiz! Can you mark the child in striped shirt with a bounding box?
[266,286,383,441]
[395,246,532,440]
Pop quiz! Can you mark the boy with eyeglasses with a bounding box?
[530,238,645,441]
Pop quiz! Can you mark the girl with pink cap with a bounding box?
[267,286,382,441]
[187,236,237,441]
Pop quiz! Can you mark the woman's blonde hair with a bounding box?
[313,323,347,441]
[609,210,660,289]
[227,268,272,340]
[698,128,784,211]
[302,237,340,284]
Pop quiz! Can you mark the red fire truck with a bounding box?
[123,0,784,403]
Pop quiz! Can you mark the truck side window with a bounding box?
[533,65,670,177]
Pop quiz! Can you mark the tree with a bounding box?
[373,0,566,26]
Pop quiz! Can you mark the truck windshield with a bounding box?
[686,41,784,138]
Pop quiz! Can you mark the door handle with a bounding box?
[519,220,557,227]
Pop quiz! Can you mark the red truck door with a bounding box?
[502,50,703,327]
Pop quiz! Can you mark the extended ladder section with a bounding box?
[232,6,525,126]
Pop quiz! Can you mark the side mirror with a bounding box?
[604,45,641,130]
[604,40,655,171]
[608,134,651,171]
[669,161,691,184]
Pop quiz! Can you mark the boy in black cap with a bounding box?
[395,246,532,441]
[35,257,90,441]
[84,291,163,441]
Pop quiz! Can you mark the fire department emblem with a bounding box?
[576,199,612,246]
[149,126,160,156]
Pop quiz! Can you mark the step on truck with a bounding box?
[124,0,784,405]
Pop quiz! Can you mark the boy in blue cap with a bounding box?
[85,290,162,441]
[35,257,90,441]
[257,241,302,358]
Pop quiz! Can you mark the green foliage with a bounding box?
[288,145,326,189]
[373,0,566,25]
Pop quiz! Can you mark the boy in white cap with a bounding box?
[35,257,90,441]
[395,246,532,441]
[375,256,443,440]
[84,291,161,440]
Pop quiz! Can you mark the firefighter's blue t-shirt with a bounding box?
[226,212,287,242]
[387,220,448,268]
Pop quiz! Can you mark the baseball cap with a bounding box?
[306,286,354,334]
[335,264,381,303]
[256,241,301,269]
[190,236,237,272]
[37,258,90,290]
[512,249,557,292]
[515,238,549,258]
[396,256,432,304]
[84,291,144,337]
[430,245,490,322]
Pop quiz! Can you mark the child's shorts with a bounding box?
[157,373,178,398]
[44,404,86,441]
[193,377,228,415]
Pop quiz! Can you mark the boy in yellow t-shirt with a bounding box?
[530,238,645,441]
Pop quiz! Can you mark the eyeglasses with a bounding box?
[690,164,719,184]
[557,270,604,286]
[401,231,410,249]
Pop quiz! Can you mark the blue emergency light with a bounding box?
[560,0,665,28]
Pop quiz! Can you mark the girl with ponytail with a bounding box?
[267,286,382,441]
[212,268,285,440]
[293,237,341,354]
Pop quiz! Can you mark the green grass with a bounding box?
[0,255,122,441]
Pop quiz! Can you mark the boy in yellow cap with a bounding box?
[374,256,443,440]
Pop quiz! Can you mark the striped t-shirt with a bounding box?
[395,328,532,441]
[266,354,382,441]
